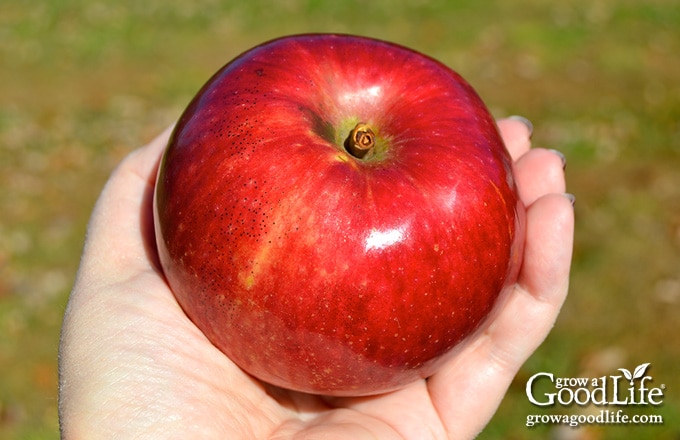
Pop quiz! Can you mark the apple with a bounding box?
[153,34,525,396]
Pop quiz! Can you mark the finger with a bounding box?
[515,193,574,303]
[513,148,567,206]
[77,126,174,285]
[427,193,574,438]
[123,124,174,187]
[497,116,533,161]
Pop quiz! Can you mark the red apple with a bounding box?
[153,34,525,396]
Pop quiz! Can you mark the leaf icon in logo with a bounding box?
[633,363,651,380]
[618,368,633,382]
[618,363,651,385]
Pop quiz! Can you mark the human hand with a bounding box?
[58,116,574,439]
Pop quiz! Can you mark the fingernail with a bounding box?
[549,149,567,170]
[508,115,533,138]
[564,193,576,206]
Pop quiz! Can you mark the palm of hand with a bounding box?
[59,119,573,439]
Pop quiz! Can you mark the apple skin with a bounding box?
[154,34,525,396]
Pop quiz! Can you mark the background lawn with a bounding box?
[1,0,678,438]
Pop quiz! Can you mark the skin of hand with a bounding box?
[58,117,574,439]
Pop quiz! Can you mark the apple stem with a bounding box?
[345,123,376,159]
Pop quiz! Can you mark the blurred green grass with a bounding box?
[1,0,678,438]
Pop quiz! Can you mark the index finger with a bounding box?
[497,116,533,161]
